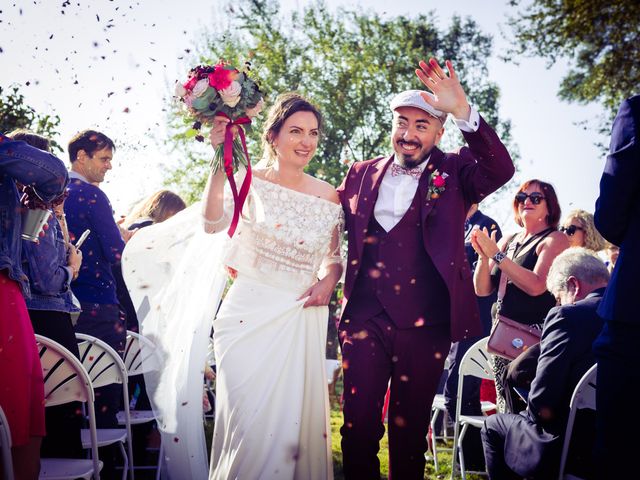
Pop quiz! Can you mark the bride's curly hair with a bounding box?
[259,92,323,167]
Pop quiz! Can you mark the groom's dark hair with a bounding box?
[261,93,323,164]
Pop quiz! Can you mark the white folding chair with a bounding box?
[557,364,597,480]
[430,393,495,472]
[451,337,493,480]
[119,331,162,480]
[76,333,134,480]
[0,406,14,480]
[36,334,102,480]
[429,394,450,471]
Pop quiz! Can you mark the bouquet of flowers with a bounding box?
[175,62,264,236]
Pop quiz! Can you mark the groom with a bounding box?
[337,58,514,478]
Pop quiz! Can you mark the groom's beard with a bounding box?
[394,139,431,169]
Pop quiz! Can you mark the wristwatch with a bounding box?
[492,251,507,264]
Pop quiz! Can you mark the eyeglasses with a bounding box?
[560,225,584,236]
[515,192,545,205]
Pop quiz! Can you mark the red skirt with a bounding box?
[0,271,46,446]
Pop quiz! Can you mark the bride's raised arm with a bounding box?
[201,116,232,233]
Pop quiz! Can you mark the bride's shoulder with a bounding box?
[305,175,340,205]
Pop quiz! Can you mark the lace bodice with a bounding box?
[218,176,344,291]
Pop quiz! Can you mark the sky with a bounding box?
[1,0,608,232]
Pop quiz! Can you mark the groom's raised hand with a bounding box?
[415,58,471,121]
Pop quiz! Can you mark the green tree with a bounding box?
[166,0,516,203]
[507,0,640,116]
[0,85,62,152]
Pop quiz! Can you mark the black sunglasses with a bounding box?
[515,192,545,205]
[560,225,584,236]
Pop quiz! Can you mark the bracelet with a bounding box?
[202,213,225,226]
[492,251,507,264]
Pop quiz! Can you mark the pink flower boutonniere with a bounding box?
[428,170,448,199]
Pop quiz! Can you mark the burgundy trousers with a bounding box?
[339,311,450,479]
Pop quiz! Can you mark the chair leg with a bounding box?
[127,438,135,480]
[155,441,163,480]
[119,442,129,480]
[431,408,440,472]
[443,410,449,440]
[458,423,469,480]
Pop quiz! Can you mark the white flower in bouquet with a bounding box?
[220,81,242,108]
[192,78,210,98]
[246,98,265,118]
[174,82,187,98]
[183,93,195,108]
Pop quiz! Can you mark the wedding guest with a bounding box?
[481,248,609,480]
[0,132,68,480]
[9,129,84,459]
[64,129,133,428]
[593,95,640,479]
[441,203,502,469]
[603,241,619,274]
[472,179,569,412]
[122,189,187,230]
[560,209,605,251]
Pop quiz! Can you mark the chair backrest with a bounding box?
[558,363,597,480]
[37,334,94,406]
[570,364,597,411]
[35,334,101,478]
[0,406,14,480]
[76,333,127,389]
[122,330,160,376]
[458,336,494,381]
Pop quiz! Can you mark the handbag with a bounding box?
[487,234,543,360]
[487,314,542,360]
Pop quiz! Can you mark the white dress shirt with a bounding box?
[373,108,480,232]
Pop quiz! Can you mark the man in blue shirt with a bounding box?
[64,129,132,427]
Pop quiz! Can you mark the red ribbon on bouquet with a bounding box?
[220,113,253,237]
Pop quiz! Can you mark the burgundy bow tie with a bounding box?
[390,163,422,180]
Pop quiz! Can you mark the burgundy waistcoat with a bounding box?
[344,189,450,329]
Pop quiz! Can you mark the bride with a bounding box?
[124,93,342,479]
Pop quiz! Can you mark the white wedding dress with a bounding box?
[123,175,342,480]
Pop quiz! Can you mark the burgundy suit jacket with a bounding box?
[337,116,515,342]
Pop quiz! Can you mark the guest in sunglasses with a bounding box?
[560,209,606,251]
[470,179,569,412]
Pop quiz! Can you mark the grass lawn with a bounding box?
[328,382,483,480]
[205,380,484,479]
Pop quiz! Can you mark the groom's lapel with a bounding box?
[419,147,446,227]
[355,155,393,259]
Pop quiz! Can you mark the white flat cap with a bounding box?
[390,90,448,125]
